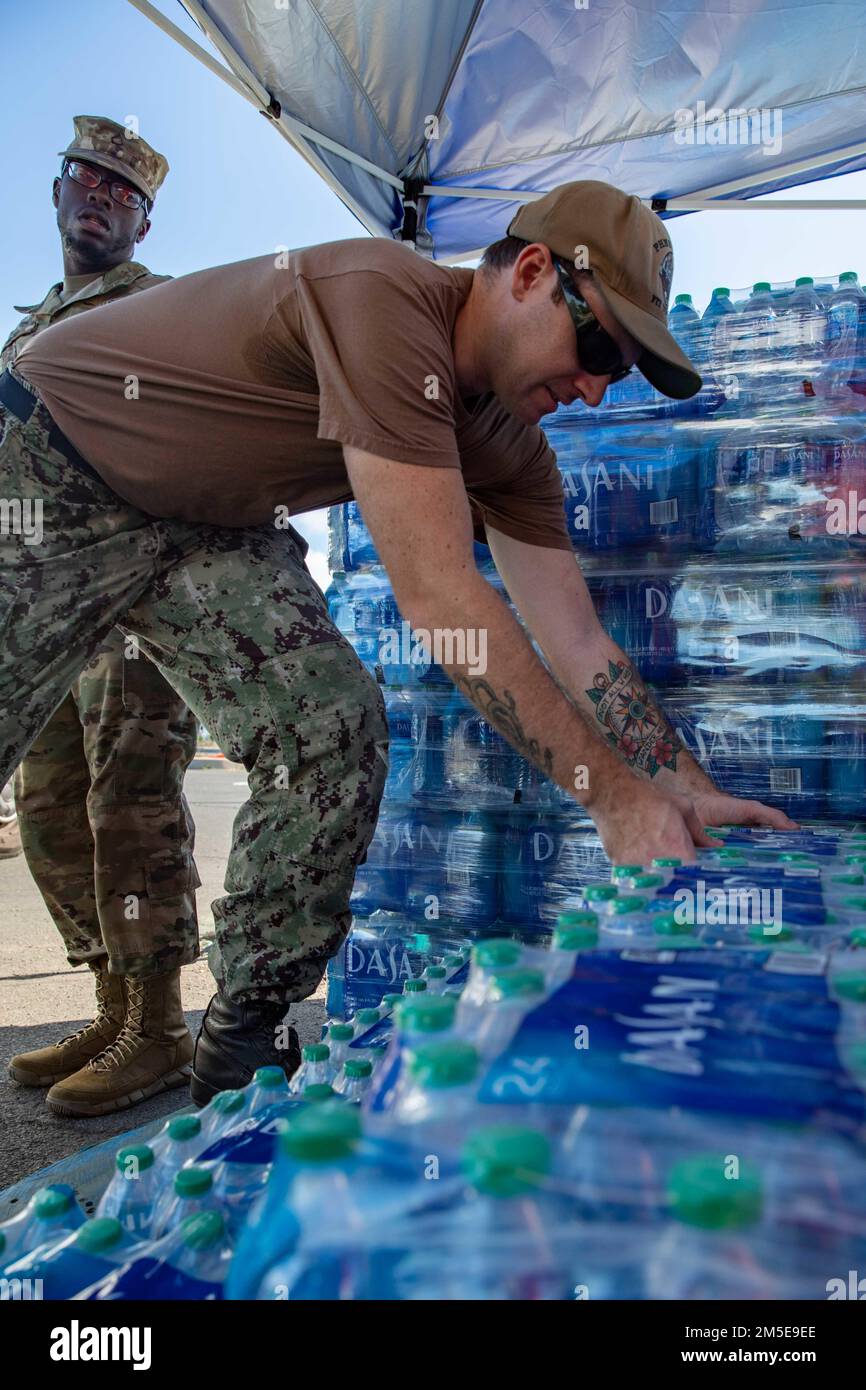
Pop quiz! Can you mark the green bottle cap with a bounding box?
[668,1155,762,1229]
[748,922,793,943]
[795,276,814,287]
[302,1044,330,1063]
[629,873,665,890]
[442,955,464,969]
[382,993,404,1008]
[75,1218,125,1254]
[752,281,772,293]
[279,1104,362,1162]
[716,848,747,861]
[0,1233,5,1257]
[115,1144,154,1175]
[354,1008,381,1028]
[167,1115,201,1143]
[611,864,644,879]
[848,929,866,948]
[402,979,427,994]
[34,1186,77,1219]
[558,909,599,929]
[583,884,619,902]
[180,1211,225,1250]
[303,1083,336,1102]
[212,1089,245,1116]
[425,966,447,980]
[833,973,866,1003]
[327,1023,354,1043]
[396,994,456,1034]
[344,1058,373,1079]
[652,857,683,869]
[845,854,866,866]
[461,1127,550,1197]
[674,293,693,305]
[254,1065,288,1088]
[842,896,866,911]
[831,873,865,887]
[839,271,859,283]
[490,968,547,1000]
[408,1039,479,1088]
[608,895,646,916]
[553,922,599,951]
[471,938,522,969]
[174,1166,213,1198]
[779,851,813,863]
[654,912,695,936]
[712,287,731,297]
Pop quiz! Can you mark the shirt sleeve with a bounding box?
[295,266,464,469]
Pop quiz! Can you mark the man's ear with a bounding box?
[512,242,553,302]
[135,215,151,244]
[52,177,61,209]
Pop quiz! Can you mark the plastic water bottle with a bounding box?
[824,272,865,397]
[249,1106,366,1300]
[393,1127,571,1300]
[459,969,549,1058]
[737,282,778,407]
[289,1044,332,1095]
[701,287,737,370]
[1,1217,136,1301]
[646,1155,781,1299]
[152,1113,203,1185]
[334,1058,374,1103]
[784,275,827,370]
[461,937,525,1007]
[198,1088,246,1144]
[96,1145,161,1239]
[389,1040,481,1130]
[80,1210,234,1301]
[669,293,702,361]
[324,1022,355,1079]
[422,965,448,994]
[0,1185,86,1271]
[248,1064,292,1115]
[151,1166,220,1240]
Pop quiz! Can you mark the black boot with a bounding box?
[190,990,301,1108]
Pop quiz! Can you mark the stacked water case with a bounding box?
[326,271,866,1016]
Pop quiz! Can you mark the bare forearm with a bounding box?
[543,625,717,796]
[406,578,630,810]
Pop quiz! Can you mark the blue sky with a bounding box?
[4,0,866,587]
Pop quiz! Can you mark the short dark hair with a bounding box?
[480,234,564,303]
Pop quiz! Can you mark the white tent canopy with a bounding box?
[130,0,866,258]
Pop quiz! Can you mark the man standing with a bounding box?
[3,118,200,1117]
[0,180,794,1105]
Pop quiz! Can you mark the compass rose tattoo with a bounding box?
[586,658,682,777]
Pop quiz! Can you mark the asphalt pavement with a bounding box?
[0,765,328,1193]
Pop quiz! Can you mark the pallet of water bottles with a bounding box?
[331,819,866,1015]
[5,826,866,1301]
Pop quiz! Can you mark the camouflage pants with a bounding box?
[13,628,200,977]
[0,391,388,1004]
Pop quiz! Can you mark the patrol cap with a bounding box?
[58,116,169,204]
[508,180,702,400]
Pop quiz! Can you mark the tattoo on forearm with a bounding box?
[454,676,555,777]
[585,658,682,777]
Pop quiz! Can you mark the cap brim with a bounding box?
[594,279,703,399]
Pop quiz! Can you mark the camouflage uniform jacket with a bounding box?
[1,260,170,370]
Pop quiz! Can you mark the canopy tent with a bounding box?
[129,0,866,259]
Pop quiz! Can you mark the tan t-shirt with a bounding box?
[17,237,571,549]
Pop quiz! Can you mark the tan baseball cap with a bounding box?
[508,180,702,399]
[59,116,169,204]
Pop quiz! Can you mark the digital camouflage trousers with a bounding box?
[0,388,388,1004]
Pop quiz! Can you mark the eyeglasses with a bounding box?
[553,258,632,383]
[63,159,149,212]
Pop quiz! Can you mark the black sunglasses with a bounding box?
[553,258,632,384]
[63,159,150,212]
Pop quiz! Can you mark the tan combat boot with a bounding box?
[45,969,194,1117]
[8,961,126,1086]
